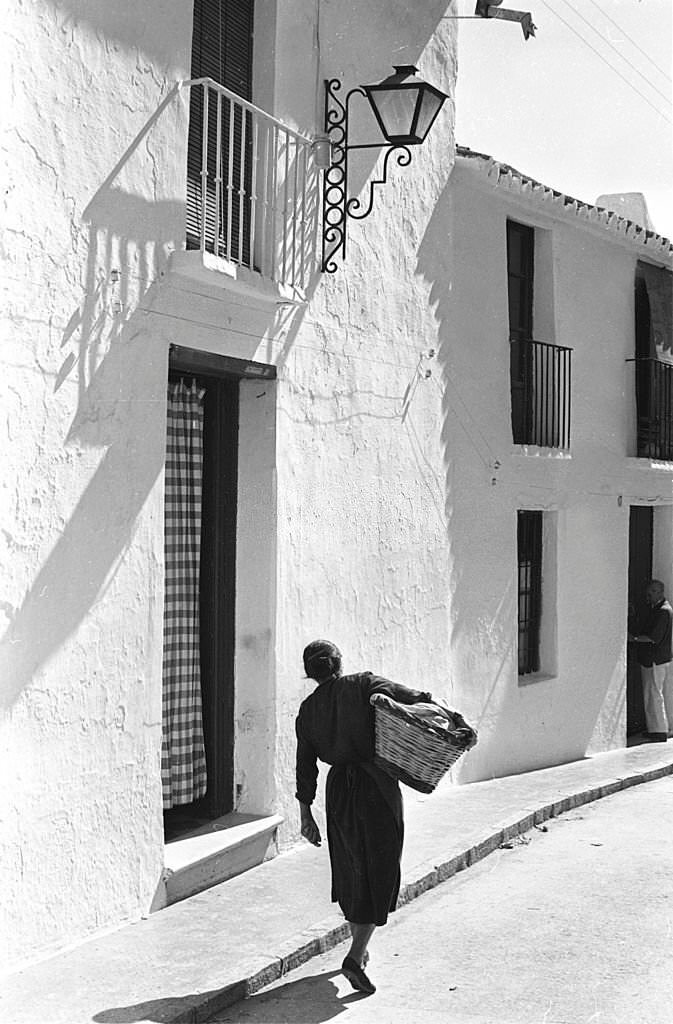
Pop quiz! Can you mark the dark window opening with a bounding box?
[507,220,571,448]
[634,262,673,459]
[508,220,535,444]
[507,220,534,341]
[518,511,542,675]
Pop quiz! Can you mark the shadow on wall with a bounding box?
[0,80,321,712]
[0,94,189,710]
[415,177,619,774]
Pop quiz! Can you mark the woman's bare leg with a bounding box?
[347,922,376,967]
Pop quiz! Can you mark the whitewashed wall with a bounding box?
[1,0,458,972]
[1,0,197,973]
[438,155,673,780]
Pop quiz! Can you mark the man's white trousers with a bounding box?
[641,662,673,735]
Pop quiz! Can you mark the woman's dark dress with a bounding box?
[295,672,430,926]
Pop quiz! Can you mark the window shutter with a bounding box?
[507,220,534,341]
[186,0,255,254]
[190,0,254,98]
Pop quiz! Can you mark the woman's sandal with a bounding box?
[342,956,376,995]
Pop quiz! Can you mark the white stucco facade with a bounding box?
[438,151,673,779]
[1,0,458,973]
[2,0,672,976]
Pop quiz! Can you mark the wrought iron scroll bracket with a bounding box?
[321,78,412,273]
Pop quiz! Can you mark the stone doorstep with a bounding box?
[162,813,284,907]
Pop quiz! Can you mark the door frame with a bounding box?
[627,505,653,736]
[164,345,275,825]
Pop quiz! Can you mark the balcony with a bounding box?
[510,338,572,449]
[632,357,673,460]
[184,78,318,296]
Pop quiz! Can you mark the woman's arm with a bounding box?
[295,719,322,846]
[366,673,433,704]
[298,801,321,846]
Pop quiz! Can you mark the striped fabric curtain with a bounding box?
[161,379,208,808]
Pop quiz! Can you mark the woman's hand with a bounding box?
[300,806,322,846]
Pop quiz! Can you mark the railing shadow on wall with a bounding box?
[415,181,623,771]
[0,85,315,710]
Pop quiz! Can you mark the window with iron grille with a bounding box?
[517,510,542,675]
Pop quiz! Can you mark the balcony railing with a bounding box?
[185,78,318,294]
[510,338,572,449]
[631,357,673,459]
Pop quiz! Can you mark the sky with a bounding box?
[454,0,673,239]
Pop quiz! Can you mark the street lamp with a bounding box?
[317,65,449,273]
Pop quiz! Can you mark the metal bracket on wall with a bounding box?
[321,78,410,273]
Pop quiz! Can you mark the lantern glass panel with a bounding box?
[369,87,421,141]
[413,90,444,142]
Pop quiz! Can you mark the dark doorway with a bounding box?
[507,219,535,444]
[163,363,239,841]
[627,506,653,736]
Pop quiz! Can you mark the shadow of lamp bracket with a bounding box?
[315,65,449,273]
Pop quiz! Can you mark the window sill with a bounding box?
[625,456,673,470]
[164,250,307,307]
[512,446,571,459]
[518,672,557,687]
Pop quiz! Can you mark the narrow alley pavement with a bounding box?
[211,775,673,1024]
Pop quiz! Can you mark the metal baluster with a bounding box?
[561,348,565,448]
[567,350,572,449]
[200,84,210,253]
[249,113,259,272]
[291,137,300,290]
[270,126,278,282]
[281,131,290,285]
[238,105,247,265]
[554,346,559,448]
[544,342,550,447]
[259,121,270,277]
[214,90,223,258]
[298,145,308,292]
[553,347,558,446]
[557,350,565,450]
[226,96,235,259]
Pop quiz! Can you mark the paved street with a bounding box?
[211,775,673,1024]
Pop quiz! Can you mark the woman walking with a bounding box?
[295,639,433,994]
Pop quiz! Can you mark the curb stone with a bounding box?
[194,759,673,1021]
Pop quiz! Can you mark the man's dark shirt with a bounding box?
[636,599,673,667]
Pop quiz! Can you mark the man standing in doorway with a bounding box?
[630,580,673,742]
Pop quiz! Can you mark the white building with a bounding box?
[437,148,673,781]
[2,0,458,973]
[2,0,672,976]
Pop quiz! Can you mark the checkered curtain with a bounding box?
[161,379,208,808]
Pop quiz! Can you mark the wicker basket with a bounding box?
[370,694,474,794]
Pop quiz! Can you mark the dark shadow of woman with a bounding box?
[93,969,369,1024]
